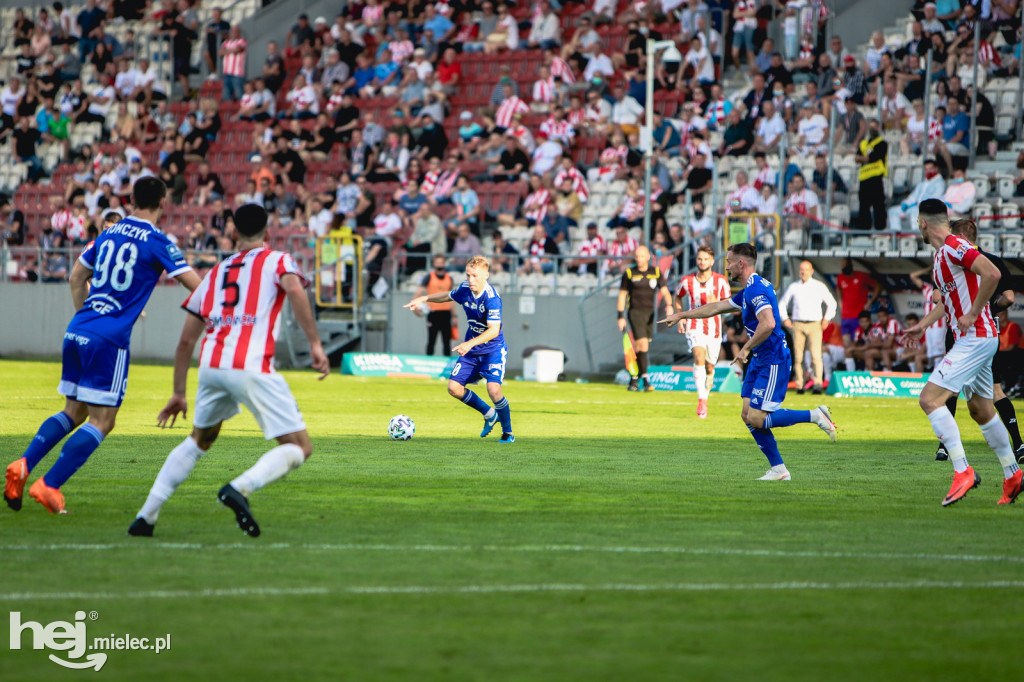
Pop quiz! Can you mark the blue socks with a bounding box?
[460,390,491,416]
[43,423,104,489]
[763,409,811,430]
[23,412,76,472]
[747,424,784,467]
[494,397,512,434]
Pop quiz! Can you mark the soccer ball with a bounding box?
[388,415,415,440]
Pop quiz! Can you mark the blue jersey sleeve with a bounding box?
[486,289,502,325]
[450,282,468,303]
[730,290,743,309]
[747,281,773,316]
[151,233,191,279]
[79,239,97,270]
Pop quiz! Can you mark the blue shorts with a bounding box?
[450,345,508,386]
[58,329,130,407]
[841,318,860,338]
[741,356,791,412]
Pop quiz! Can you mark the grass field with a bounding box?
[2,357,1023,681]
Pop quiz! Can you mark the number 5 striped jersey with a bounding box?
[73,216,192,346]
[183,247,307,373]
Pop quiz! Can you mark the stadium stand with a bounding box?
[1,1,1022,368]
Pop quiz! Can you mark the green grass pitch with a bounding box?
[2,358,1023,681]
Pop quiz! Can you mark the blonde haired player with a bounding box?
[128,204,329,538]
[675,245,730,418]
[405,255,514,442]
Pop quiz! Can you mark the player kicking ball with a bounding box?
[661,243,837,480]
[404,255,514,443]
[128,205,329,538]
[902,199,1022,506]
[676,245,730,418]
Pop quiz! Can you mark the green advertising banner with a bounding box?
[645,366,743,393]
[342,353,452,379]
[826,371,931,398]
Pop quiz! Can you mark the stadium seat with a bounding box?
[978,233,999,252]
[1003,234,1023,256]
[968,176,990,201]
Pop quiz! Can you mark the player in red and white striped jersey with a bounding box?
[129,205,330,538]
[903,199,1020,506]
[675,245,731,418]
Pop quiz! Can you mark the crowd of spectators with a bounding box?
[2,0,1023,288]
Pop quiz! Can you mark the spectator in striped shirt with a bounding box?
[220,25,247,102]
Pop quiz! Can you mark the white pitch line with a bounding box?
[4,580,1024,602]
[3,542,1024,565]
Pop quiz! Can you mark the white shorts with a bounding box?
[927,336,997,401]
[925,326,946,359]
[686,331,722,365]
[193,367,307,439]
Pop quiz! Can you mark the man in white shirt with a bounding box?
[752,100,785,152]
[1,76,25,129]
[725,171,761,215]
[880,78,912,131]
[796,102,830,153]
[610,83,644,134]
[582,42,614,83]
[783,172,819,234]
[531,132,563,174]
[306,196,334,237]
[114,58,136,101]
[686,35,715,86]
[888,158,946,231]
[779,260,838,393]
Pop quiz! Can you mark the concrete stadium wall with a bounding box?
[0,283,617,374]
[0,282,193,359]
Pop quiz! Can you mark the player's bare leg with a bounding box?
[6,398,88,511]
[449,379,500,438]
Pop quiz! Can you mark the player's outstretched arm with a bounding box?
[903,301,945,340]
[158,313,206,428]
[175,269,203,292]
[733,307,775,366]
[281,273,329,380]
[660,299,733,326]
[405,292,452,309]
[69,260,92,311]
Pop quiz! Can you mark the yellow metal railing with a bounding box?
[315,232,363,308]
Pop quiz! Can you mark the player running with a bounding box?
[5,178,200,514]
[902,201,1022,506]
[661,243,837,480]
[128,205,329,538]
[675,244,730,418]
[404,255,514,443]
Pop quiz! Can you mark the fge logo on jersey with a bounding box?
[9,611,171,671]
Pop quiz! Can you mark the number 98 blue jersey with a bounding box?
[70,217,192,347]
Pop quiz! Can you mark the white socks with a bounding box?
[230,443,305,498]
[980,415,1019,478]
[694,365,708,400]
[845,358,856,372]
[138,437,206,524]
[928,407,968,473]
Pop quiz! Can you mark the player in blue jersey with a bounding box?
[4,178,201,514]
[404,255,514,442]
[661,243,837,480]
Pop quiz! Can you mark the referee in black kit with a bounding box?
[617,245,675,392]
[932,218,1023,462]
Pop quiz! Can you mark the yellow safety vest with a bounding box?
[858,136,887,181]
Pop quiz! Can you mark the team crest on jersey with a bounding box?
[649,279,657,289]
